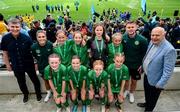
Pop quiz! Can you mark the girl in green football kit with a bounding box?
[72,31,89,67]
[106,53,129,112]
[53,30,73,66]
[44,54,70,112]
[86,60,108,112]
[67,55,88,112]
[107,33,123,65]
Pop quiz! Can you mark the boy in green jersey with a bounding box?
[86,60,108,112]
[44,54,70,112]
[107,33,123,65]
[106,53,129,112]
[67,55,87,112]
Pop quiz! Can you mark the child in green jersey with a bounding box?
[31,30,53,102]
[87,60,108,112]
[72,31,89,67]
[44,54,70,112]
[107,33,123,65]
[106,53,129,112]
[67,55,87,112]
[53,30,73,66]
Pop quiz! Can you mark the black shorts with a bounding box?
[129,68,141,80]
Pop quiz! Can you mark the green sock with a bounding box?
[86,99,92,105]
[115,100,122,109]
[56,103,62,108]
[62,101,69,107]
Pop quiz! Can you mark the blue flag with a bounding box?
[91,4,95,14]
[141,0,146,15]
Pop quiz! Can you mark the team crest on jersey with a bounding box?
[135,41,139,45]
[123,40,127,43]
[36,49,40,53]
[47,49,51,51]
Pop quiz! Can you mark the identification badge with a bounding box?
[36,49,40,53]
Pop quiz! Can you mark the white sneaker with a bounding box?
[101,105,105,112]
[56,107,62,112]
[44,91,51,102]
[87,106,91,112]
[123,90,129,98]
[129,93,135,103]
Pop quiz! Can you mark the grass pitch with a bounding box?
[0,0,180,22]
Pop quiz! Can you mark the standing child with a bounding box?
[106,53,129,112]
[44,54,70,112]
[53,30,73,66]
[86,60,108,112]
[31,30,53,102]
[67,55,87,112]
[107,33,123,65]
[87,23,109,68]
[72,31,89,67]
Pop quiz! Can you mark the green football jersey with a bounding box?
[122,33,148,69]
[87,70,108,91]
[107,43,123,65]
[106,63,129,93]
[31,41,53,74]
[67,65,87,89]
[71,43,89,67]
[44,64,68,93]
[53,40,74,66]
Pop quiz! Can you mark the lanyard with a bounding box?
[58,42,66,59]
[114,66,122,87]
[75,44,81,56]
[52,69,60,88]
[94,71,102,88]
[95,37,104,56]
[112,43,121,55]
[73,66,81,87]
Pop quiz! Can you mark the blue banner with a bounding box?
[91,4,95,14]
[141,0,146,15]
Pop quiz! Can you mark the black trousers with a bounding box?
[144,75,162,112]
[14,68,41,96]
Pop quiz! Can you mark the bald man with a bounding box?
[137,27,177,112]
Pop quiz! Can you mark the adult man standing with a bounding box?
[137,27,177,111]
[123,21,148,103]
[42,14,56,28]
[64,16,72,33]
[1,18,42,103]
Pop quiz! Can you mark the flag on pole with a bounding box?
[141,0,146,15]
[91,4,95,14]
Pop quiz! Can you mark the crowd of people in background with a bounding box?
[0,5,179,112]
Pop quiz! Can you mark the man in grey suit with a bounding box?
[137,27,177,112]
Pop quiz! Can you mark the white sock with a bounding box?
[47,90,51,95]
